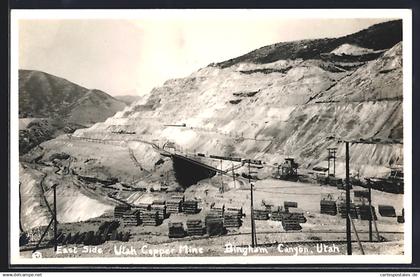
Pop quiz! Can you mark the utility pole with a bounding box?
[345,142,352,255]
[52,183,58,252]
[220,159,224,193]
[248,160,257,247]
[368,180,373,242]
[232,163,236,188]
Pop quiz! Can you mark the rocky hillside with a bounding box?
[26,20,403,181]
[19,70,126,154]
[19,70,126,125]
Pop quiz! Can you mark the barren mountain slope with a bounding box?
[19,70,126,154]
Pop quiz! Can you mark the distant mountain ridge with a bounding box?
[214,20,402,68]
[19,69,126,126]
[19,70,126,154]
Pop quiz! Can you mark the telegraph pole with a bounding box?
[345,142,352,255]
[52,183,58,252]
[248,160,257,247]
[232,164,236,188]
[368,180,373,242]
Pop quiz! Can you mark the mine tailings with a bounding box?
[171,154,217,187]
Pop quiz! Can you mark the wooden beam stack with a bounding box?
[122,210,141,226]
[114,205,131,218]
[141,210,160,226]
[223,210,242,228]
[210,203,225,217]
[167,199,182,214]
[186,219,205,236]
[137,203,151,214]
[151,204,167,221]
[182,200,199,214]
[357,204,377,220]
[205,214,224,236]
[284,201,298,212]
[168,222,185,238]
[253,209,269,220]
[270,206,287,221]
[320,199,337,216]
[281,217,302,231]
[338,202,358,219]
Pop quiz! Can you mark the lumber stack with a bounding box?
[205,214,224,236]
[168,222,185,238]
[114,205,131,218]
[182,200,199,214]
[137,203,151,214]
[338,202,358,219]
[320,200,337,216]
[270,207,287,221]
[284,201,298,210]
[141,211,160,226]
[287,209,307,223]
[186,219,205,236]
[356,205,377,220]
[253,209,269,220]
[378,205,396,217]
[166,199,182,214]
[151,204,166,220]
[281,217,302,231]
[223,210,242,228]
[122,210,141,226]
[226,207,243,217]
[210,206,224,217]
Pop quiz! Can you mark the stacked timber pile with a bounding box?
[205,214,224,236]
[122,210,141,226]
[210,203,225,217]
[142,211,160,226]
[281,213,302,231]
[151,204,166,221]
[288,208,307,223]
[320,194,337,216]
[168,222,185,238]
[186,219,205,236]
[357,205,378,220]
[338,202,358,219]
[137,203,151,214]
[320,200,337,215]
[270,206,287,221]
[114,205,131,218]
[166,199,182,214]
[253,209,269,220]
[223,210,242,228]
[226,207,243,217]
[284,201,298,212]
[378,205,396,217]
[183,200,199,214]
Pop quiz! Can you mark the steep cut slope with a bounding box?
[25,20,403,183]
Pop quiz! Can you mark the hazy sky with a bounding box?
[19,17,391,97]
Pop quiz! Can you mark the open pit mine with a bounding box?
[18,20,405,257]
